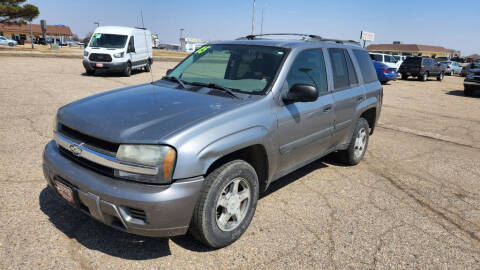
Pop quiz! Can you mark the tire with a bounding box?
[189,160,259,248]
[144,62,151,72]
[123,62,132,77]
[419,72,428,81]
[8,42,14,47]
[338,118,370,166]
[86,69,95,76]
[464,86,473,96]
[437,72,444,81]
[401,74,409,80]
[449,71,454,76]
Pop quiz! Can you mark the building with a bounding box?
[366,43,460,58]
[0,23,73,45]
[180,37,204,53]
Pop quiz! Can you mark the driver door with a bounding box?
[274,49,334,176]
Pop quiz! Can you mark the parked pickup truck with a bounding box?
[398,56,445,81]
[43,34,382,248]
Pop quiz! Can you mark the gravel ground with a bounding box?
[0,56,479,269]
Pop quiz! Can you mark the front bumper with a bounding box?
[83,59,127,72]
[464,79,480,89]
[42,140,203,237]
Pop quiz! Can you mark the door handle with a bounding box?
[323,104,332,112]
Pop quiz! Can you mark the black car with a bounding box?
[398,57,445,81]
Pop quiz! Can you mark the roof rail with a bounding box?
[236,33,361,46]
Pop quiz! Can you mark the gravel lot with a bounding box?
[1,56,479,269]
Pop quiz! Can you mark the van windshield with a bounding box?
[89,33,128,49]
[166,44,288,94]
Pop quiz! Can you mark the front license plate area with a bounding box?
[95,63,104,68]
[54,179,75,204]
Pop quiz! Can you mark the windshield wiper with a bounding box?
[162,76,187,89]
[189,82,241,99]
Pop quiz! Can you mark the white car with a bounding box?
[82,26,153,76]
[440,61,462,76]
[369,53,401,71]
[0,36,17,46]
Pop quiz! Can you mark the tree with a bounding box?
[0,0,40,24]
[82,32,93,45]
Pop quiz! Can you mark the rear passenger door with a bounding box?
[327,48,365,148]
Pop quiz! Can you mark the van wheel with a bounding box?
[338,118,369,166]
[189,160,259,248]
[401,74,409,80]
[144,62,151,72]
[419,73,428,81]
[437,72,444,81]
[123,62,132,77]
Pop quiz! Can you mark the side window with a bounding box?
[286,49,328,93]
[328,48,358,90]
[353,49,378,83]
[370,54,383,62]
[128,36,135,52]
[329,48,350,89]
[345,51,358,85]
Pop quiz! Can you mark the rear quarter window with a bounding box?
[353,50,378,83]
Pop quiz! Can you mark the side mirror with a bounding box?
[283,84,319,104]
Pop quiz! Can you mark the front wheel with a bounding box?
[437,72,444,81]
[86,69,95,76]
[144,62,151,72]
[189,160,259,248]
[401,74,409,80]
[419,73,428,81]
[123,62,132,77]
[338,118,370,165]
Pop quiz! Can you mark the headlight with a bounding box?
[53,113,58,133]
[83,51,89,57]
[113,52,124,58]
[115,145,176,184]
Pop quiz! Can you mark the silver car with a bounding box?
[440,61,462,75]
[0,35,17,46]
[43,34,382,248]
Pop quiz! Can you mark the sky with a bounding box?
[29,0,479,55]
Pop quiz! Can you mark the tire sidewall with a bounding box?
[202,161,259,247]
[346,118,370,165]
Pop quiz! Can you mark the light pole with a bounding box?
[251,0,256,35]
[179,28,184,52]
[29,21,34,49]
[94,22,100,28]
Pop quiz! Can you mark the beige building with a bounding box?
[366,43,460,58]
[0,23,72,45]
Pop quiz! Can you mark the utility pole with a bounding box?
[179,28,184,52]
[260,3,269,35]
[94,22,100,28]
[251,0,256,35]
[29,21,34,49]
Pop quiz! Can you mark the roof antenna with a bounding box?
[140,10,154,83]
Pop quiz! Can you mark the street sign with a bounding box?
[360,31,375,42]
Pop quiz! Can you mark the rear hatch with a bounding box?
[399,57,422,72]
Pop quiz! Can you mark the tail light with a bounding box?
[381,69,389,73]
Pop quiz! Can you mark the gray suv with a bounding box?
[43,34,382,248]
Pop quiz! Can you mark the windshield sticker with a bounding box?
[195,46,211,54]
[93,33,101,38]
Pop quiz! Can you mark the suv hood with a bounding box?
[58,83,249,144]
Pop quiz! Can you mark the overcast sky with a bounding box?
[29,0,479,55]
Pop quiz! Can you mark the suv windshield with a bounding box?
[167,44,288,94]
[89,33,128,49]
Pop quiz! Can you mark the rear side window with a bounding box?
[328,48,358,90]
[353,50,378,83]
[286,49,328,93]
[370,54,383,62]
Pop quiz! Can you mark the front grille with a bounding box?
[126,207,147,222]
[59,124,119,153]
[59,146,115,177]
[89,53,112,62]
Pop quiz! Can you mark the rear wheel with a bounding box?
[144,62,151,72]
[190,160,259,248]
[8,42,14,46]
[419,72,428,81]
[401,74,409,80]
[437,72,444,81]
[338,118,370,166]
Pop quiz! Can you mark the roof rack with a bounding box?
[236,33,360,46]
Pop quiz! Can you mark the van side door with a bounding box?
[127,36,138,65]
[274,49,334,177]
[327,48,365,148]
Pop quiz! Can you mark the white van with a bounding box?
[83,26,153,76]
[369,53,401,71]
